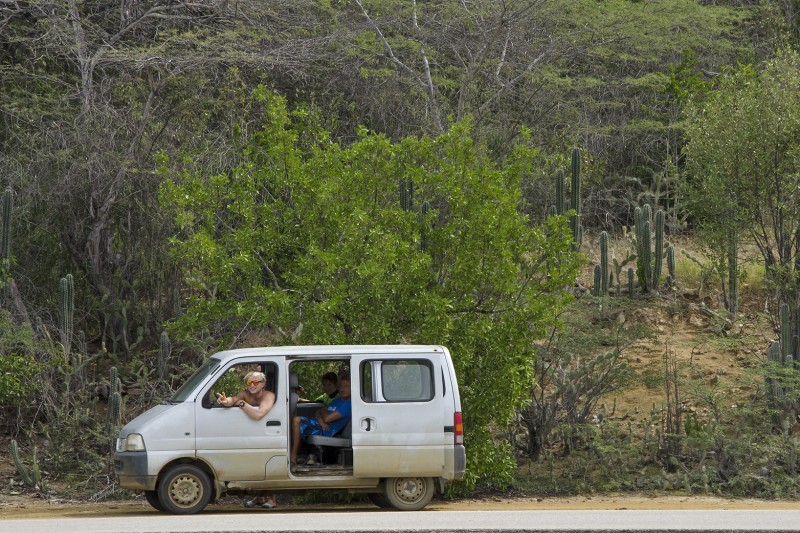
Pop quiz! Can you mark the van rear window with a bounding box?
[361,359,434,402]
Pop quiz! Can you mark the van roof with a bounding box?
[211,344,447,362]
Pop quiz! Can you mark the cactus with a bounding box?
[667,244,676,283]
[159,331,171,382]
[420,200,430,252]
[593,264,601,297]
[554,170,565,216]
[632,205,667,293]
[599,231,609,296]
[627,267,635,298]
[652,209,664,290]
[766,306,800,430]
[399,179,414,211]
[59,274,74,357]
[1,187,11,260]
[106,366,122,435]
[569,148,582,250]
[727,230,738,318]
[173,286,182,319]
[11,439,40,488]
[780,303,791,362]
[0,188,11,289]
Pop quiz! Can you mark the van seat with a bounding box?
[306,420,351,448]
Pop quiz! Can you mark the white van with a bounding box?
[114,345,466,514]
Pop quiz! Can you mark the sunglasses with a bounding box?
[246,380,263,386]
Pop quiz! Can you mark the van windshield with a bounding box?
[169,357,221,403]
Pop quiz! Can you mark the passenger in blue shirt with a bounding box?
[290,376,351,465]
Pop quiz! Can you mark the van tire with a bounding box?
[144,490,165,512]
[158,464,212,514]
[367,492,392,508]
[383,477,435,511]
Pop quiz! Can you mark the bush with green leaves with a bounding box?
[0,310,49,425]
[159,87,583,488]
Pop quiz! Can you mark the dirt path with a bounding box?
[3,493,800,520]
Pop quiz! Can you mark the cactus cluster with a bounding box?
[549,148,583,251]
[765,302,800,430]
[633,205,668,293]
[592,205,676,298]
[10,439,40,488]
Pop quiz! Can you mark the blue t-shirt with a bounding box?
[323,397,351,436]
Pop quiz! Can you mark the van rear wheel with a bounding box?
[367,492,392,508]
[158,464,212,514]
[382,477,435,511]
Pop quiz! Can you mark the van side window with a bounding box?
[204,361,278,408]
[381,360,434,402]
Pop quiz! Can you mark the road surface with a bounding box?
[3,508,800,532]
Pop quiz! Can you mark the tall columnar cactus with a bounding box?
[780,303,791,362]
[633,205,666,293]
[399,179,414,211]
[1,187,11,261]
[0,187,12,288]
[554,170,565,215]
[420,200,430,252]
[569,148,582,250]
[667,244,676,284]
[106,366,122,435]
[652,209,664,290]
[159,331,171,382]
[173,286,182,319]
[593,265,601,297]
[599,231,609,296]
[627,268,635,298]
[11,439,40,488]
[727,229,738,318]
[766,307,799,431]
[59,274,74,357]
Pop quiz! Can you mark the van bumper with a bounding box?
[454,445,466,480]
[114,451,156,491]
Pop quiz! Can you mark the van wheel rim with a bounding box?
[169,474,203,507]
[391,477,425,503]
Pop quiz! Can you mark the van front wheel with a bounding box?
[144,490,165,512]
[383,477,435,511]
[158,464,212,514]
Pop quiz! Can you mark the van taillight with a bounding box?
[454,412,464,445]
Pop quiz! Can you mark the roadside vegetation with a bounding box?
[1,0,800,502]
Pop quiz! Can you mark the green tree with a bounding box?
[683,50,800,307]
[159,87,583,487]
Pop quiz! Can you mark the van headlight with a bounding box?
[117,433,146,452]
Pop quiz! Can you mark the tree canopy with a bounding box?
[159,88,583,485]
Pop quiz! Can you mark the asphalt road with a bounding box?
[4,509,800,532]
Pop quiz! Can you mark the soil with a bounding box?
[0,259,793,519]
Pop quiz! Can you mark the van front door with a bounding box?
[350,354,446,478]
[195,359,287,481]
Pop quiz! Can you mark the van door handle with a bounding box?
[366,418,372,431]
[266,420,280,426]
